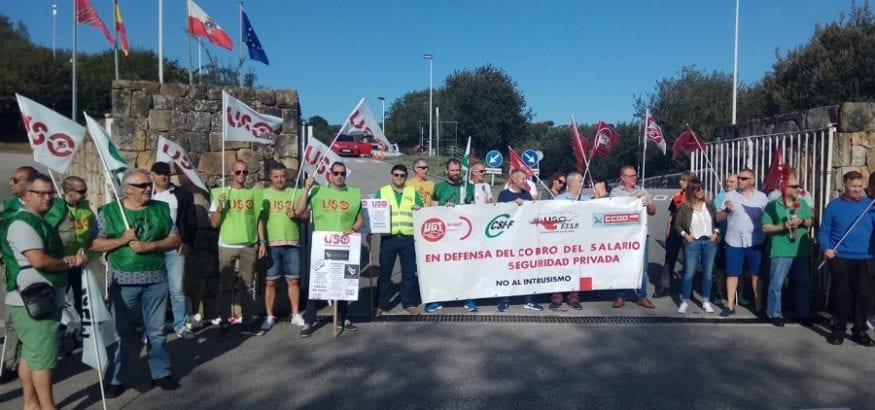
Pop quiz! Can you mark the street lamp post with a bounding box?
[51,4,57,59]
[423,53,433,156]
[378,96,385,132]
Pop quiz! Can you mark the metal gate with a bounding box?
[690,126,836,221]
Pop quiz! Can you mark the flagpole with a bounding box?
[47,169,63,197]
[158,0,164,83]
[688,125,723,192]
[71,0,77,120]
[88,115,130,229]
[187,30,194,84]
[113,0,119,81]
[732,0,739,125]
[238,1,244,87]
[461,136,471,202]
[83,267,109,410]
[641,110,648,190]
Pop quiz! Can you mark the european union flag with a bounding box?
[242,11,268,65]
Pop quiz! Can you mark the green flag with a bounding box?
[85,113,129,190]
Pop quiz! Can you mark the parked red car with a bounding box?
[331,135,371,157]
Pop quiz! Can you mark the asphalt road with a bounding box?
[2,153,873,409]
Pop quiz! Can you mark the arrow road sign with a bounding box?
[522,149,539,167]
[485,150,503,168]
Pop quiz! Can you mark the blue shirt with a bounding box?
[497,189,532,203]
[818,196,874,260]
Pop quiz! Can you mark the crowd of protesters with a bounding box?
[3,157,875,408]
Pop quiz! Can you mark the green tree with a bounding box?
[384,89,430,149]
[306,115,339,144]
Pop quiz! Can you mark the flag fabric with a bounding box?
[672,125,707,159]
[84,113,129,188]
[507,146,534,178]
[187,0,233,50]
[762,148,794,193]
[644,109,667,155]
[114,0,129,57]
[570,115,589,173]
[589,121,620,160]
[335,98,394,153]
[301,136,349,186]
[242,11,268,65]
[156,137,208,192]
[76,0,116,47]
[80,264,118,373]
[461,137,472,201]
[222,91,282,144]
[15,94,87,174]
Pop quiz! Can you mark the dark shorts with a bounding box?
[725,244,764,277]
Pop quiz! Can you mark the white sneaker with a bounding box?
[209,317,222,326]
[677,301,689,314]
[703,302,714,313]
[290,314,305,327]
[260,316,276,331]
[176,327,195,340]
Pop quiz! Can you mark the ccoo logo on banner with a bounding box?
[412,197,647,303]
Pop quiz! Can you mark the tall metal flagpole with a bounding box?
[238,1,244,87]
[732,0,739,125]
[187,30,194,84]
[52,4,57,59]
[158,0,164,83]
[71,0,77,120]
[641,110,648,189]
[113,0,119,81]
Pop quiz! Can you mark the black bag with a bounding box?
[18,282,56,320]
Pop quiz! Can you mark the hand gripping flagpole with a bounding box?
[817,197,875,270]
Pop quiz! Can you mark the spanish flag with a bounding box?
[114,0,129,56]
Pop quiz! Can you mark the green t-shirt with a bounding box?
[762,198,813,257]
[433,180,474,205]
[309,185,362,232]
[211,187,262,246]
[260,187,304,244]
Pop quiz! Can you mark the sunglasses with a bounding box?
[738,176,752,181]
[392,173,407,178]
[28,189,55,197]
[558,180,566,185]
[474,170,487,174]
[695,187,704,192]
[68,189,87,195]
[234,170,249,176]
[128,182,152,189]
[786,184,801,189]
[416,166,428,170]
[332,171,346,176]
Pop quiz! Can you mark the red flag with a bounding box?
[570,115,589,173]
[589,121,620,159]
[77,0,116,47]
[672,125,707,159]
[762,148,793,193]
[187,0,233,50]
[114,0,129,56]
[507,146,534,178]
[645,110,667,155]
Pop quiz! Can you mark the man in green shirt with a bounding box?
[375,164,422,316]
[257,162,306,335]
[762,174,814,327]
[295,161,364,338]
[55,176,96,318]
[209,160,266,337]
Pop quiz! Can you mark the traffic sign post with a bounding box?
[522,149,539,167]
[485,150,503,168]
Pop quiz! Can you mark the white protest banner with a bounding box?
[308,231,362,301]
[413,197,646,303]
[301,135,349,186]
[156,136,208,192]
[337,98,393,152]
[362,198,390,234]
[222,90,282,144]
[15,94,87,174]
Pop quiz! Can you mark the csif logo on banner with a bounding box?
[485,213,515,238]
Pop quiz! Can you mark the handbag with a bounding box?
[18,282,57,320]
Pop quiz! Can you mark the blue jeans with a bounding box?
[767,257,811,319]
[165,250,188,331]
[617,236,650,300]
[266,246,301,280]
[499,295,535,305]
[105,282,172,385]
[681,239,716,301]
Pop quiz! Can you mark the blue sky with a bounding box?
[3,0,856,127]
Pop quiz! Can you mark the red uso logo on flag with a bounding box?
[22,115,75,157]
[160,142,194,170]
[226,107,274,139]
[324,233,351,246]
[347,110,375,137]
[421,218,446,242]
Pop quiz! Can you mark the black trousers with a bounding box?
[828,257,874,332]
[67,266,84,317]
[661,231,684,288]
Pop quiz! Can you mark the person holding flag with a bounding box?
[91,169,181,397]
[1,173,89,409]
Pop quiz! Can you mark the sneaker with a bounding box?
[151,376,180,391]
[702,302,714,313]
[343,320,358,332]
[404,306,420,315]
[523,303,544,311]
[175,326,195,340]
[209,317,222,326]
[569,301,583,310]
[465,300,478,312]
[548,302,562,310]
[497,302,509,312]
[867,315,875,330]
[719,307,736,318]
[299,325,313,338]
[228,316,242,326]
[425,303,443,313]
[260,316,276,332]
[677,301,689,314]
[290,314,305,327]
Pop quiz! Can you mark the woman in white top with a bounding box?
[673,179,721,314]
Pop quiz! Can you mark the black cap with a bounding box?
[151,162,171,176]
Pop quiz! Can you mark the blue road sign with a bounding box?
[485,150,503,168]
[522,149,539,167]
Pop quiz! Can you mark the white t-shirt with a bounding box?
[472,182,493,204]
[5,220,66,307]
[152,188,179,225]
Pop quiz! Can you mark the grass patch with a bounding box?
[0,142,31,153]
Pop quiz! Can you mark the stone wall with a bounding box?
[66,80,301,204]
